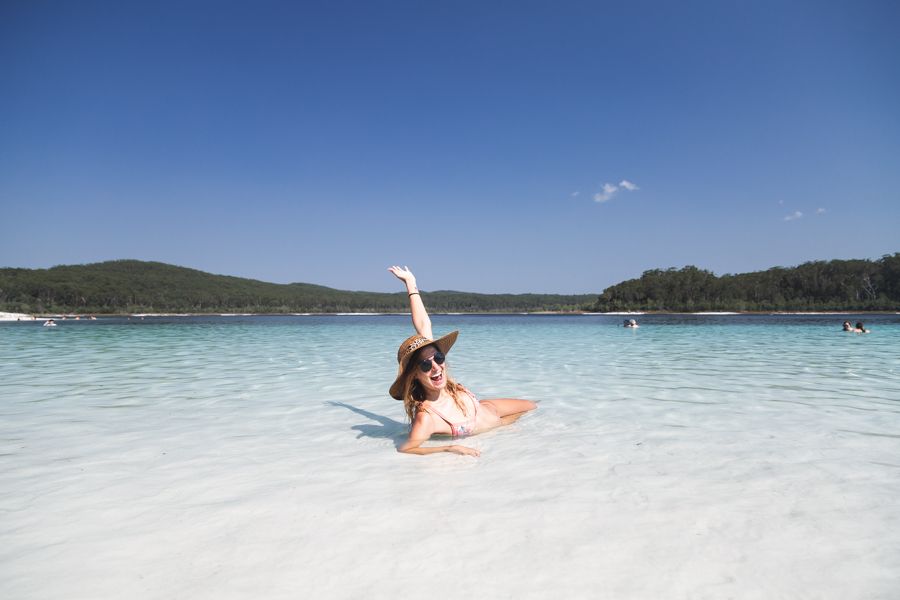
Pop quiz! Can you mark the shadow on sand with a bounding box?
[327,401,408,449]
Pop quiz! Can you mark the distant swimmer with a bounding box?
[624,319,639,328]
[387,266,537,457]
[842,321,854,332]
[855,322,870,334]
[43,319,57,327]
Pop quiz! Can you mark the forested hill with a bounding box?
[594,254,900,312]
[0,260,595,314]
[4,256,898,315]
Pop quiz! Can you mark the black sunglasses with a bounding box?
[418,351,446,372]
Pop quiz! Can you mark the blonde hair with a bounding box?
[399,353,469,422]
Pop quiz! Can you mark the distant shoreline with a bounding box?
[5,257,898,315]
[4,310,898,321]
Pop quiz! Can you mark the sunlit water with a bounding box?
[2,314,899,599]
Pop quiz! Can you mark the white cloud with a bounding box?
[784,211,803,221]
[816,207,827,215]
[571,191,580,198]
[593,183,618,203]
[593,180,638,204]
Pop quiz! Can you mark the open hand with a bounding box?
[448,445,481,457]
[388,265,416,286]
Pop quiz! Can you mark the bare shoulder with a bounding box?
[409,409,435,437]
[412,409,433,425]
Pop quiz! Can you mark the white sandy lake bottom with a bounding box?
[1,315,899,599]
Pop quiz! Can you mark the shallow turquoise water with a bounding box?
[3,314,897,458]
[1,314,899,598]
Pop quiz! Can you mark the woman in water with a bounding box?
[388,266,537,456]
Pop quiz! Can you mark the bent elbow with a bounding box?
[398,442,420,454]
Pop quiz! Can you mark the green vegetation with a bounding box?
[0,260,595,314]
[3,255,897,315]
[594,254,900,312]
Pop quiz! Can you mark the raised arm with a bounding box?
[388,265,432,339]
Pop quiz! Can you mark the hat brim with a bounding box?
[389,330,459,400]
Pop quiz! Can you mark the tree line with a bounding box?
[0,260,595,314]
[594,254,900,312]
[3,256,897,315]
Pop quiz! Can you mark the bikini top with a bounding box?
[423,389,479,437]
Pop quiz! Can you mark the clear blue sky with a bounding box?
[2,0,898,294]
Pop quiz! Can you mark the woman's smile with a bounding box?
[428,369,445,387]
[416,349,447,391]
[421,361,445,389]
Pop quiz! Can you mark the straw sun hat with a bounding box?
[389,330,459,400]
